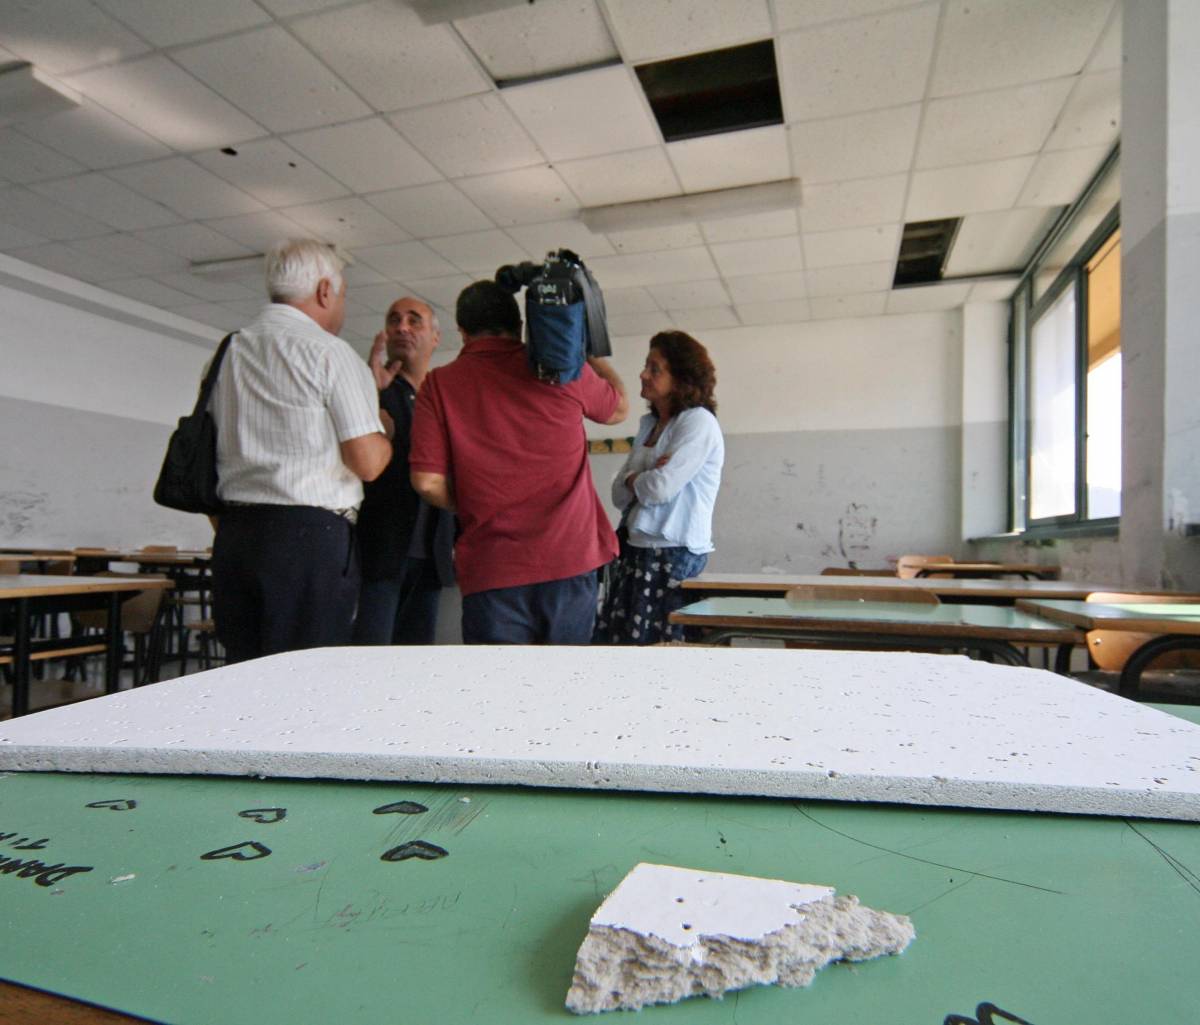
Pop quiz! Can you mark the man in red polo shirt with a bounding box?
[410,280,628,643]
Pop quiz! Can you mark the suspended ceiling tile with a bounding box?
[174,26,370,135]
[290,1,490,112]
[94,0,271,47]
[365,182,494,239]
[603,0,772,63]
[14,99,172,169]
[709,235,804,278]
[68,56,266,151]
[505,219,615,260]
[1086,7,1121,73]
[193,138,349,208]
[968,278,1020,302]
[699,209,797,244]
[0,223,48,249]
[173,301,244,331]
[607,222,702,255]
[504,65,659,163]
[154,271,259,302]
[788,104,920,185]
[585,247,719,289]
[220,297,270,319]
[602,285,660,316]
[426,228,530,275]
[667,125,790,193]
[31,173,179,231]
[353,240,460,280]
[647,279,731,310]
[100,275,210,309]
[347,283,406,315]
[608,310,677,337]
[885,282,973,314]
[0,0,150,75]
[456,166,579,227]
[906,156,1036,221]
[132,222,256,262]
[916,78,1075,170]
[342,311,383,341]
[808,291,888,320]
[285,118,443,194]
[803,223,900,270]
[735,297,812,324]
[200,210,312,250]
[800,174,907,232]
[256,0,346,16]
[778,5,939,121]
[931,0,1113,97]
[725,270,807,304]
[0,185,112,241]
[1044,70,1120,151]
[389,94,543,180]
[1018,145,1110,207]
[70,233,191,276]
[805,260,894,297]
[281,197,411,248]
[0,129,84,184]
[6,241,136,283]
[342,262,389,287]
[108,158,265,220]
[399,273,473,310]
[943,208,1059,277]
[453,0,618,81]
[669,304,739,330]
[774,0,921,32]
[556,147,679,208]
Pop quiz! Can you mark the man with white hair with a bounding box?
[209,238,392,664]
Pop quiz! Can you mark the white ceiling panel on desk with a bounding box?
[603,0,773,63]
[5,646,1194,822]
[173,26,371,135]
[109,158,266,221]
[193,139,350,208]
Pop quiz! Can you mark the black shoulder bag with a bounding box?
[152,332,235,515]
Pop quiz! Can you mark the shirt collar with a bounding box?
[461,334,522,354]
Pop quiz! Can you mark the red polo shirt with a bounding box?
[409,335,620,596]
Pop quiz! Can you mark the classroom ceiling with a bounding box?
[0,0,1121,349]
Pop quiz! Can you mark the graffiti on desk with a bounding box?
[373,800,428,815]
[86,798,137,811]
[0,828,93,888]
[382,840,448,862]
[238,807,287,824]
[944,1003,1034,1025]
[201,841,272,862]
[322,890,461,930]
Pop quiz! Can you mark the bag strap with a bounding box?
[192,332,236,416]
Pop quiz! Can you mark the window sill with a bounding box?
[970,520,1119,544]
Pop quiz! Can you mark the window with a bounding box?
[1011,149,1120,531]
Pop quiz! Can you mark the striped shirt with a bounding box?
[210,303,383,510]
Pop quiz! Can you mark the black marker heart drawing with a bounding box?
[238,808,286,824]
[86,799,137,811]
[381,840,448,862]
[373,801,428,815]
[201,841,272,861]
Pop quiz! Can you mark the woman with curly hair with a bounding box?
[594,330,724,645]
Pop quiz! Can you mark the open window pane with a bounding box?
[1085,230,1121,518]
[1029,285,1077,520]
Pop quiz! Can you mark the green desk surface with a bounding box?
[1017,599,1200,634]
[670,596,1082,641]
[3,708,1200,1024]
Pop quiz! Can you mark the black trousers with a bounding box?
[212,505,360,665]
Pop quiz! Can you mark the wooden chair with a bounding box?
[1085,592,1200,672]
[895,554,954,579]
[182,619,224,673]
[72,573,169,686]
[820,567,897,577]
[786,585,940,605]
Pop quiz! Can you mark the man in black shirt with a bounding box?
[352,297,454,644]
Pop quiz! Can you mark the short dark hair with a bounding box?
[650,330,717,417]
[456,280,521,338]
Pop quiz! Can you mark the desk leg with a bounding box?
[1118,636,1200,698]
[968,639,1027,666]
[104,592,121,694]
[12,597,31,717]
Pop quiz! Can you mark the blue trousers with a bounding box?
[461,570,598,645]
[353,557,441,645]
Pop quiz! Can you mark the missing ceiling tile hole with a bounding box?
[893,218,961,287]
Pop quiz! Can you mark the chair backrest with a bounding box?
[820,567,898,577]
[895,554,954,579]
[1085,591,1200,671]
[787,585,940,605]
[45,559,74,575]
[0,558,21,574]
[72,573,168,634]
[140,545,178,554]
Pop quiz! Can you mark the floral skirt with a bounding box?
[593,544,708,645]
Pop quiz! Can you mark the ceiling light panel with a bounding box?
[603,0,772,63]
[453,0,618,82]
[931,0,1113,97]
[93,0,271,48]
[285,118,443,194]
[67,56,265,151]
[788,104,920,185]
[778,5,938,121]
[502,65,660,162]
[389,94,543,179]
[666,124,790,192]
[290,2,490,113]
[192,139,350,208]
[173,27,370,134]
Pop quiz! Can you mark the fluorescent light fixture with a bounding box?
[190,253,264,281]
[0,62,81,125]
[580,179,802,233]
[408,0,532,25]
